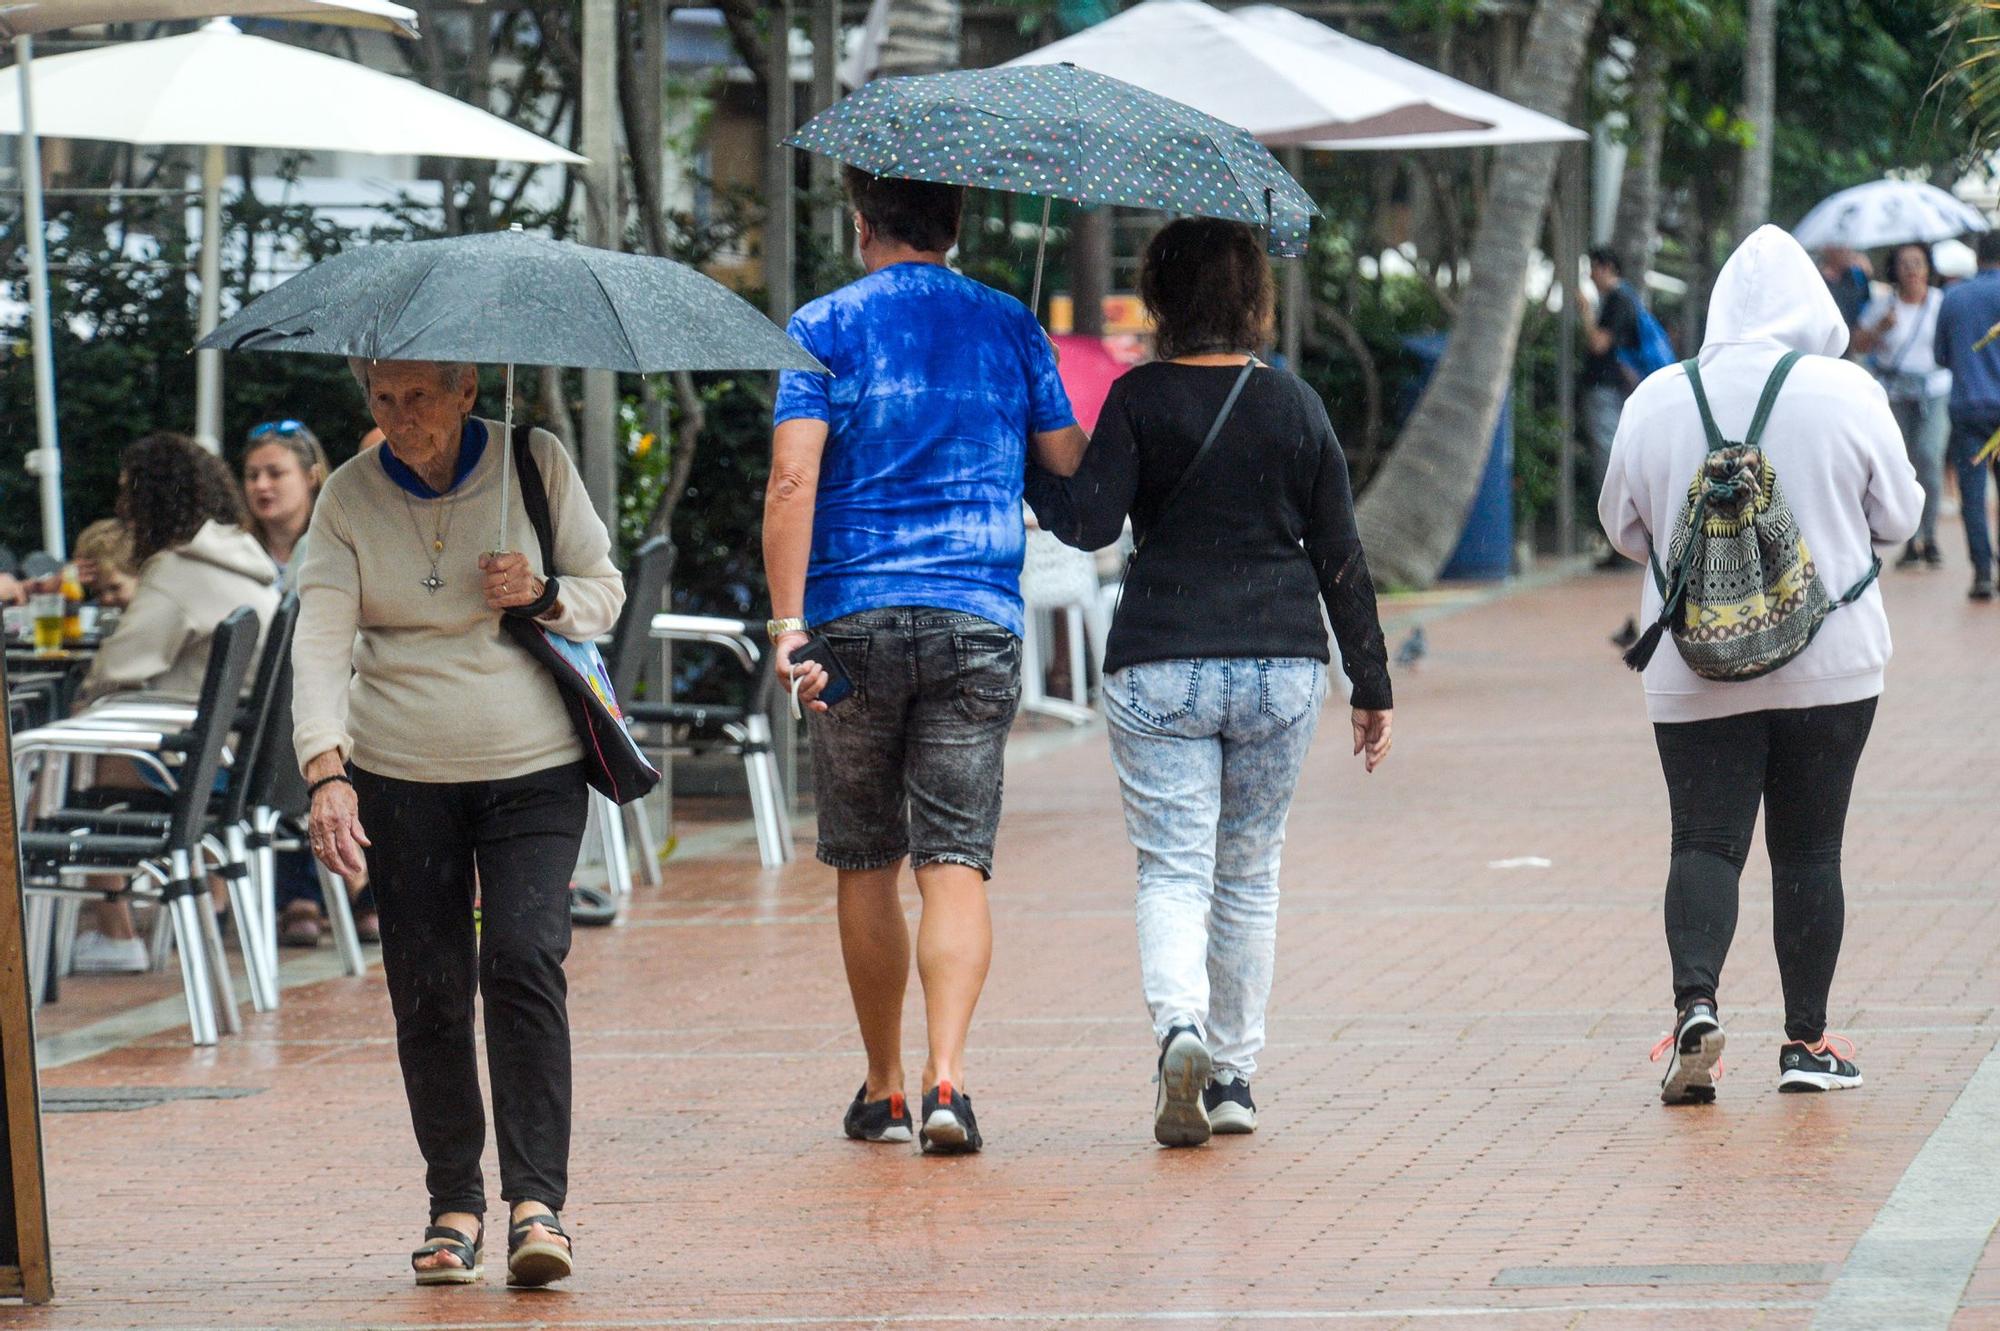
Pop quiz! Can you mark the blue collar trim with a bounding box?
[380,418,488,498]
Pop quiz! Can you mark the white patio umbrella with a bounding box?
[1005,0,1493,144]
[1231,5,1587,150]
[2,1,418,558]
[0,17,581,502]
[1792,179,1990,253]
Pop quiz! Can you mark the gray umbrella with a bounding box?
[196,228,824,373]
[197,228,824,549]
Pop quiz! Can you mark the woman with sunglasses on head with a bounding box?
[242,419,330,589]
[1027,218,1394,1147]
[239,419,377,948]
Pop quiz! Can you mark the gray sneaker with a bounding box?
[1154,1025,1213,1147]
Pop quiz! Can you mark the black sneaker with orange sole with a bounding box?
[918,1080,982,1155]
[842,1085,914,1143]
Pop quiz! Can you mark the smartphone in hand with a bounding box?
[789,633,855,713]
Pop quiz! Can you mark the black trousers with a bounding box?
[1652,698,1877,1043]
[353,761,588,1218]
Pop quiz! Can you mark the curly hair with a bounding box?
[117,432,248,565]
[1138,218,1274,362]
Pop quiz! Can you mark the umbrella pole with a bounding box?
[15,36,66,560]
[498,362,515,554]
[1028,195,1052,322]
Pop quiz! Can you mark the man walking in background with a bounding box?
[1582,246,1643,569]
[1934,230,2000,600]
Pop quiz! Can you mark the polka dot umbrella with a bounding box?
[785,62,1318,315]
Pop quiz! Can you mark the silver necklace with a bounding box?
[402,482,458,594]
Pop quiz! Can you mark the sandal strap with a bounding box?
[411,1223,480,1269]
[508,1212,572,1252]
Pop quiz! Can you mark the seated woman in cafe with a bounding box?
[66,432,281,974]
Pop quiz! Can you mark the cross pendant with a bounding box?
[421,572,445,595]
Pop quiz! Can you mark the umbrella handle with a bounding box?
[1028,196,1051,323]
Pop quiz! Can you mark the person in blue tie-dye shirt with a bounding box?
[764,167,1086,1155]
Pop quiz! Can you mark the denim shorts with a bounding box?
[807,606,1022,878]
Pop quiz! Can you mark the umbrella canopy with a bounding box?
[1792,180,1990,252]
[1231,5,1586,150]
[0,19,577,161]
[1006,0,1491,146]
[195,229,826,375]
[786,62,1318,255]
[0,0,416,38]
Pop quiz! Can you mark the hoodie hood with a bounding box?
[1701,224,1850,360]
[167,519,279,585]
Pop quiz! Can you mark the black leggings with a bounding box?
[353,761,588,1219]
[1652,698,1877,1044]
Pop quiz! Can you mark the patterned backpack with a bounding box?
[1623,350,1880,681]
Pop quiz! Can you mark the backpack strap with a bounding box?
[1835,555,1883,607]
[1681,358,1727,452]
[1681,349,1804,454]
[1742,350,1804,450]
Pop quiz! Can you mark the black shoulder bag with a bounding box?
[501,426,662,805]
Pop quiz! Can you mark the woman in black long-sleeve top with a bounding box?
[1027,218,1394,1148]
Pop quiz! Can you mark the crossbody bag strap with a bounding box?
[1136,358,1259,553]
[1742,349,1804,450]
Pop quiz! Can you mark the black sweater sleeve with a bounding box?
[1023,381,1139,552]
[1302,396,1393,712]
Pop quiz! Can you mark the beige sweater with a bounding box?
[291,421,625,783]
[79,520,279,706]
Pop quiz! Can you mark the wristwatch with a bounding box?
[766,616,809,642]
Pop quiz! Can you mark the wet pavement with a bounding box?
[17,555,2000,1329]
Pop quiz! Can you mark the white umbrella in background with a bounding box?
[1006,0,1493,143]
[1231,4,1587,150]
[0,17,582,547]
[1792,179,1990,252]
[2,0,419,558]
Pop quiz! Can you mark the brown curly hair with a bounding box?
[117,432,248,565]
[1138,218,1275,361]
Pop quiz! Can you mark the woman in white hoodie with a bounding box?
[68,432,281,974]
[1598,227,1923,1106]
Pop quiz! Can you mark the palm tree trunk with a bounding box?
[1735,0,1777,242]
[1611,47,1665,287]
[1354,0,1604,588]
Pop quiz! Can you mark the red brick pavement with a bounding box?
[13,557,2000,1329]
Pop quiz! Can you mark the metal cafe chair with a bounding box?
[633,611,793,870]
[12,608,260,1046]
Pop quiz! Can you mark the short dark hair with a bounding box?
[1977,231,2000,268]
[117,432,248,565]
[1588,246,1624,275]
[842,166,964,253]
[1138,218,1274,362]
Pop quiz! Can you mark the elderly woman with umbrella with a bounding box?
[291,354,620,1286]
[205,230,823,1286]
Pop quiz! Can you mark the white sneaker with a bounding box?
[71,930,148,975]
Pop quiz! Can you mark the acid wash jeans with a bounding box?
[1104,656,1327,1083]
